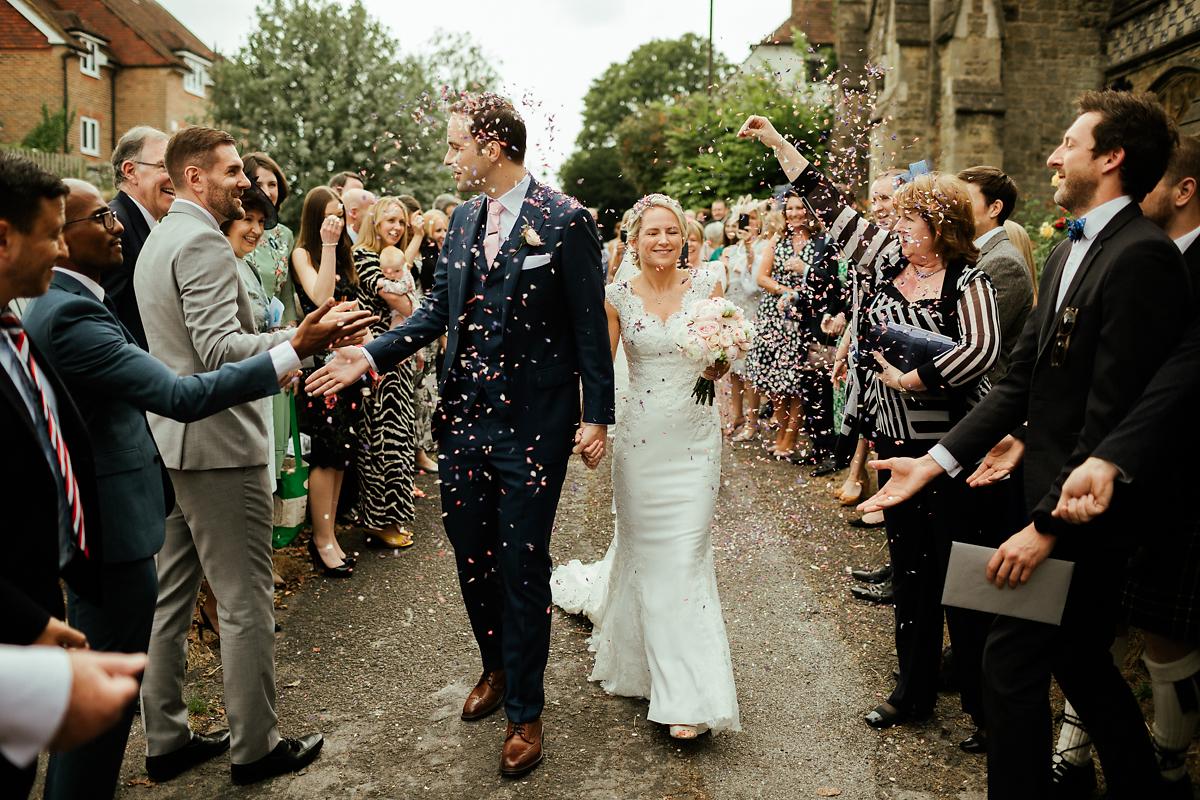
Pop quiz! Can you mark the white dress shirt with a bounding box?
[1175,224,1200,255]
[928,196,1133,478]
[491,172,532,239]
[0,645,71,768]
[128,195,159,229]
[973,224,1005,250]
[1053,196,1132,311]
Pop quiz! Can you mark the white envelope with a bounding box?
[521,254,552,270]
[941,542,1075,626]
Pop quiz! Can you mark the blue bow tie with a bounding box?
[1066,218,1086,242]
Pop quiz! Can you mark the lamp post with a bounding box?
[707,0,714,96]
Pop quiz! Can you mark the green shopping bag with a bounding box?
[272,394,308,548]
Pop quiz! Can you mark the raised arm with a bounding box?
[290,216,342,304]
[739,115,903,285]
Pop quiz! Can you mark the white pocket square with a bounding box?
[521,254,552,270]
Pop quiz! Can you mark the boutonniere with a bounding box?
[521,224,543,248]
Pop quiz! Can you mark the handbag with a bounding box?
[272,393,309,548]
[862,319,957,373]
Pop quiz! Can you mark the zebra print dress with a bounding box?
[792,165,1000,441]
[352,249,417,529]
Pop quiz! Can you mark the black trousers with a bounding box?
[43,557,158,800]
[438,410,569,724]
[799,367,835,460]
[983,547,1159,799]
[877,438,999,720]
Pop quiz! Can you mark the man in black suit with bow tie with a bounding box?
[105,126,174,349]
[859,91,1187,797]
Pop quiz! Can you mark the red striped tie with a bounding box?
[0,311,88,558]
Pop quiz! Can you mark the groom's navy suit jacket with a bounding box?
[366,178,615,460]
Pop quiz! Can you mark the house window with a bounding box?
[183,57,208,98]
[78,36,101,78]
[80,117,100,156]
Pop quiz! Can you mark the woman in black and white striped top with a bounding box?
[739,114,1002,738]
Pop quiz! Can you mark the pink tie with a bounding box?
[484,199,505,266]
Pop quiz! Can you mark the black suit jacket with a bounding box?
[1091,237,1200,483]
[938,203,1190,550]
[105,191,153,349]
[0,331,103,644]
[365,178,615,460]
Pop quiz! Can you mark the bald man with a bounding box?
[25,179,286,799]
[341,187,375,244]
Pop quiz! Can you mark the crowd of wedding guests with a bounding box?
[0,124,455,797]
[733,90,1200,799]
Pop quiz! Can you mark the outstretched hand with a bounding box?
[305,346,371,396]
[1052,456,1119,524]
[290,299,378,360]
[966,434,1024,487]
[857,454,944,513]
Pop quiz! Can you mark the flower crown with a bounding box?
[631,193,683,221]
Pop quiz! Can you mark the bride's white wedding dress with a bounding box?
[554,266,740,733]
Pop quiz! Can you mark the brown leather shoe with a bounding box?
[500,718,543,778]
[461,670,505,721]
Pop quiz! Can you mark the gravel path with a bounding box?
[88,444,993,799]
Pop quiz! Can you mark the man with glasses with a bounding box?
[106,126,172,349]
[22,177,373,797]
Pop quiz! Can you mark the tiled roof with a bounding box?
[0,2,56,49]
[18,0,215,66]
[761,0,836,48]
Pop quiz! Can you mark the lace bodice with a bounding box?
[606,268,721,427]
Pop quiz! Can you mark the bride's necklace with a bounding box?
[642,273,681,305]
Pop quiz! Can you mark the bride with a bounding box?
[554,193,741,740]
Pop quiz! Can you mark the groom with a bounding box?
[307,93,614,776]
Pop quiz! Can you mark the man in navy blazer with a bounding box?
[105,126,175,350]
[23,179,285,800]
[307,94,614,778]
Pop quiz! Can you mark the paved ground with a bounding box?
[57,443,997,799]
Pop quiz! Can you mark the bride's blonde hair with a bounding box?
[626,193,687,268]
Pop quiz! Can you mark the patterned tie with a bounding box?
[484,199,505,266]
[0,310,88,558]
[1066,218,1086,242]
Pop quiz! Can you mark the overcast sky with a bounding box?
[159,0,792,180]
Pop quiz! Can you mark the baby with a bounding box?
[377,251,416,329]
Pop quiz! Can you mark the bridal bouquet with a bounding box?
[671,298,755,405]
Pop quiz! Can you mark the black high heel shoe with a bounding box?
[864,702,931,729]
[307,540,352,578]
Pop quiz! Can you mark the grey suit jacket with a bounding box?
[134,201,291,470]
[976,228,1033,382]
[23,272,280,560]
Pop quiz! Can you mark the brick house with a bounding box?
[0,0,215,162]
[743,0,837,83]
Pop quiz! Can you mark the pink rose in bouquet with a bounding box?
[670,298,755,405]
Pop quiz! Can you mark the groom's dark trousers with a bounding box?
[364,181,614,724]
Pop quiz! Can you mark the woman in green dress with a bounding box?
[243,153,299,478]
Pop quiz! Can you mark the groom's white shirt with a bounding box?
[492,172,532,239]
[361,172,532,372]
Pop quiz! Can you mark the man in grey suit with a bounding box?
[134,127,375,786]
[958,166,1035,382]
[26,178,280,799]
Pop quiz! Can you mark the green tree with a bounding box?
[211,0,497,226]
[631,71,831,209]
[561,34,734,217]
